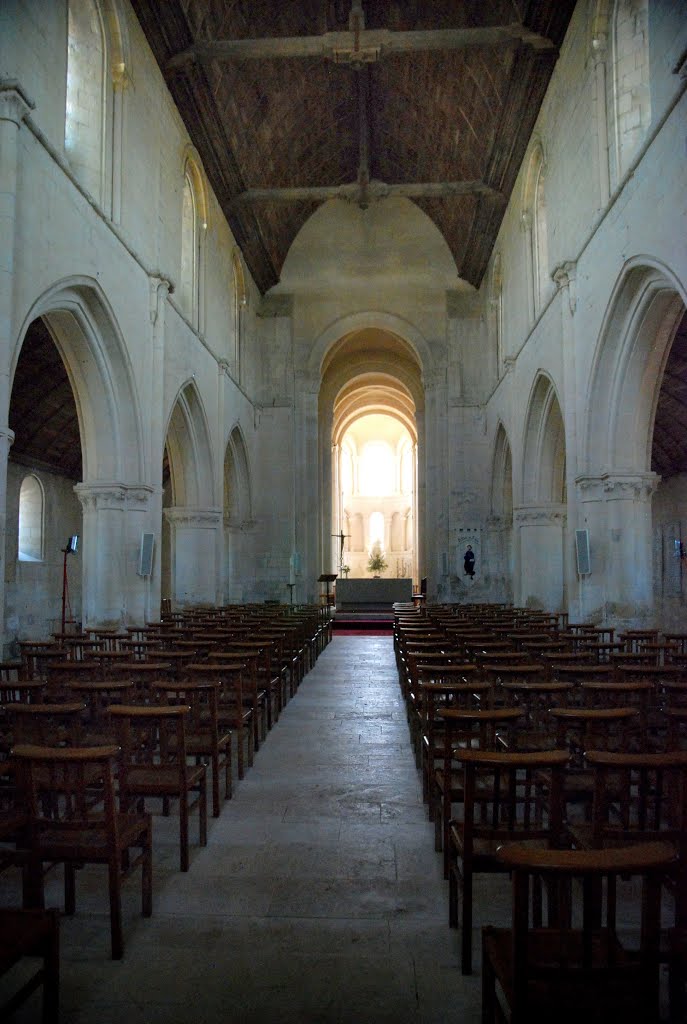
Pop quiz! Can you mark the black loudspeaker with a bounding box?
[575,529,591,576]
[138,533,155,577]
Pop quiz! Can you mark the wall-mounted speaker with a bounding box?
[138,533,155,577]
[575,529,591,576]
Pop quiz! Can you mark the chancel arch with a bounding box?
[320,328,422,587]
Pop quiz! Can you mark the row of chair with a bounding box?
[394,601,687,1022]
[0,602,332,1018]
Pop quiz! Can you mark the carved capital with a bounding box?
[164,506,223,528]
[577,472,660,502]
[75,482,155,512]
[0,81,35,126]
[514,504,567,526]
[602,472,660,501]
[485,513,513,531]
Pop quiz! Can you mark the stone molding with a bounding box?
[223,515,256,531]
[575,472,660,502]
[513,504,567,526]
[0,80,35,126]
[164,507,223,528]
[486,514,513,530]
[75,482,154,511]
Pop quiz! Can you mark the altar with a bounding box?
[335,577,413,610]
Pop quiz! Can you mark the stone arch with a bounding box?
[14,277,144,483]
[521,373,566,505]
[491,422,513,519]
[521,138,550,319]
[164,380,215,507]
[179,148,208,330]
[584,258,687,477]
[309,311,433,384]
[224,423,253,525]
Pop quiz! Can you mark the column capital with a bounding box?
[576,472,660,502]
[0,80,35,127]
[75,482,155,511]
[164,506,223,528]
[513,503,567,526]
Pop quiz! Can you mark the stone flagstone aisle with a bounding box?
[2,635,494,1023]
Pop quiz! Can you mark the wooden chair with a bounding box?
[482,841,675,1023]
[12,743,152,960]
[151,678,233,817]
[0,907,59,1023]
[108,705,207,872]
[447,746,569,974]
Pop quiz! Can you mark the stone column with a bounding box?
[296,372,320,602]
[163,507,223,608]
[513,505,567,611]
[423,371,449,599]
[146,275,171,621]
[75,483,155,627]
[576,472,659,626]
[485,513,513,603]
[0,83,33,649]
[590,30,611,209]
[553,260,578,619]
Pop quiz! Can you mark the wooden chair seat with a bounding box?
[12,744,152,960]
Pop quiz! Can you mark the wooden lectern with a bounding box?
[318,574,338,607]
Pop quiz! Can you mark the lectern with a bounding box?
[318,574,338,608]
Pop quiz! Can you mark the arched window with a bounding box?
[522,143,550,320]
[231,249,247,379]
[65,0,127,216]
[179,157,207,330]
[18,475,44,562]
[359,441,394,497]
[492,252,504,379]
[369,511,385,551]
[611,0,651,180]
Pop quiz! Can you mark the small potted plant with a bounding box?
[342,564,351,578]
[367,542,388,578]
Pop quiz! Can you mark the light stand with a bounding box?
[60,536,78,635]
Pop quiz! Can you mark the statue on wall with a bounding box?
[463,544,476,578]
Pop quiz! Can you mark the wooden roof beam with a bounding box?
[229,180,505,208]
[166,24,556,71]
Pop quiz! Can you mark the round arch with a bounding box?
[309,311,433,382]
[14,277,144,483]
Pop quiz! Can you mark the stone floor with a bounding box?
[1,635,507,1022]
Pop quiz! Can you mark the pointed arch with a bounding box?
[522,374,566,505]
[65,0,128,217]
[491,422,513,519]
[164,381,215,507]
[231,248,247,379]
[15,277,144,483]
[584,258,687,477]
[223,423,253,526]
[522,140,550,320]
[179,150,208,331]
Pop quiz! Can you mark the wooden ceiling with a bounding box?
[130,0,577,292]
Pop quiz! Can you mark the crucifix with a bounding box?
[332,529,351,572]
